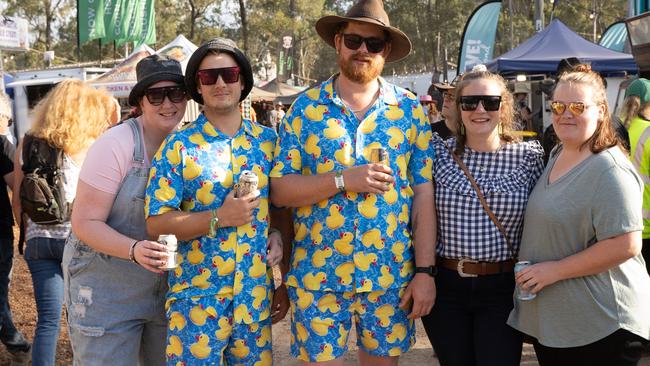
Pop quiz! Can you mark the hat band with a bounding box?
[348,13,388,27]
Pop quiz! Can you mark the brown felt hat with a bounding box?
[315,0,412,63]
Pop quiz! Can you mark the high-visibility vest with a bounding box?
[628,115,650,238]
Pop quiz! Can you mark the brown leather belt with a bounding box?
[437,257,515,278]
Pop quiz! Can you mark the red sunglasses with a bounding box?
[197,66,241,85]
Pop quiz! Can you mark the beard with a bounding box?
[338,52,384,84]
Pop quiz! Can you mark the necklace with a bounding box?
[335,79,379,119]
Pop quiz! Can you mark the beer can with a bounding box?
[514,261,536,300]
[158,234,178,271]
[369,147,389,165]
[234,170,259,198]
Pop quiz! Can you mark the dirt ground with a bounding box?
[0,238,648,365]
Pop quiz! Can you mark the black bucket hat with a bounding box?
[128,54,185,107]
[185,37,253,104]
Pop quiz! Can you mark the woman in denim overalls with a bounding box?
[63,55,188,365]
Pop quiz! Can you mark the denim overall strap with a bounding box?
[104,118,149,240]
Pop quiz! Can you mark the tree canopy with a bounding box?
[1,0,629,84]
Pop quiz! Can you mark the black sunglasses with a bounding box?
[341,34,386,53]
[197,66,241,85]
[144,86,187,106]
[459,95,502,111]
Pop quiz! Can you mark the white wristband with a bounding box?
[334,170,345,192]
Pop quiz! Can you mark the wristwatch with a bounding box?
[415,265,437,277]
[334,170,345,192]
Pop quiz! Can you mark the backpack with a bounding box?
[19,134,69,225]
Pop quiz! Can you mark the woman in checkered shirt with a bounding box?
[421,69,544,366]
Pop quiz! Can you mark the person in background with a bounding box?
[420,94,441,123]
[271,0,436,364]
[13,80,113,366]
[0,97,14,145]
[63,55,186,365]
[430,75,461,139]
[423,69,544,366]
[0,94,31,366]
[108,96,121,126]
[509,64,650,366]
[269,102,285,131]
[621,78,650,275]
[512,83,532,131]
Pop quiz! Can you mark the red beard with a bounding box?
[338,52,384,84]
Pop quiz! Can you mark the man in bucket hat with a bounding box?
[270,0,436,364]
[145,37,283,365]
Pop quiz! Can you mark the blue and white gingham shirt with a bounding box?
[432,135,544,262]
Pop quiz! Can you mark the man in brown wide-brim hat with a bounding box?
[270,0,436,365]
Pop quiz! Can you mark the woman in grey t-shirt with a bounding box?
[509,64,650,366]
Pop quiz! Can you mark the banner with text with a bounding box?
[79,0,106,43]
[0,16,29,51]
[458,0,502,73]
[277,33,294,82]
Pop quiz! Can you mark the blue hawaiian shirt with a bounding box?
[270,75,434,293]
[145,114,277,324]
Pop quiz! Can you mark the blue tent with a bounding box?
[3,73,14,98]
[487,19,638,76]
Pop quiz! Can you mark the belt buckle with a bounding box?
[457,258,478,278]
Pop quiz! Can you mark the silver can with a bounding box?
[158,234,178,271]
[514,261,536,300]
[234,170,259,198]
[369,147,389,166]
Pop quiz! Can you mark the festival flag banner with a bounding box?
[276,32,294,82]
[102,0,126,43]
[457,0,502,73]
[0,16,29,51]
[116,0,144,46]
[134,0,156,46]
[635,0,650,15]
[600,22,629,53]
[79,0,106,43]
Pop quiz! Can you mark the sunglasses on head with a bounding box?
[550,101,597,116]
[341,34,386,53]
[144,86,187,106]
[459,95,502,111]
[197,66,241,85]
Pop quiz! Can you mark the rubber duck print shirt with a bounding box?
[145,115,277,324]
[271,75,434,293]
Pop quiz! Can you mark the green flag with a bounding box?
[134,0,156,46]
[79,0,106,43]
[116,0,144,46]
[102,0,125,43]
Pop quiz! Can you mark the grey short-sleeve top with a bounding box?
[507,146,650,347]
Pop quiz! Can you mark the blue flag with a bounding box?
[458,0,502,73]
[600,22,628,53]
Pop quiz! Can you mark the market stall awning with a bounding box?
[487,19,638,75]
